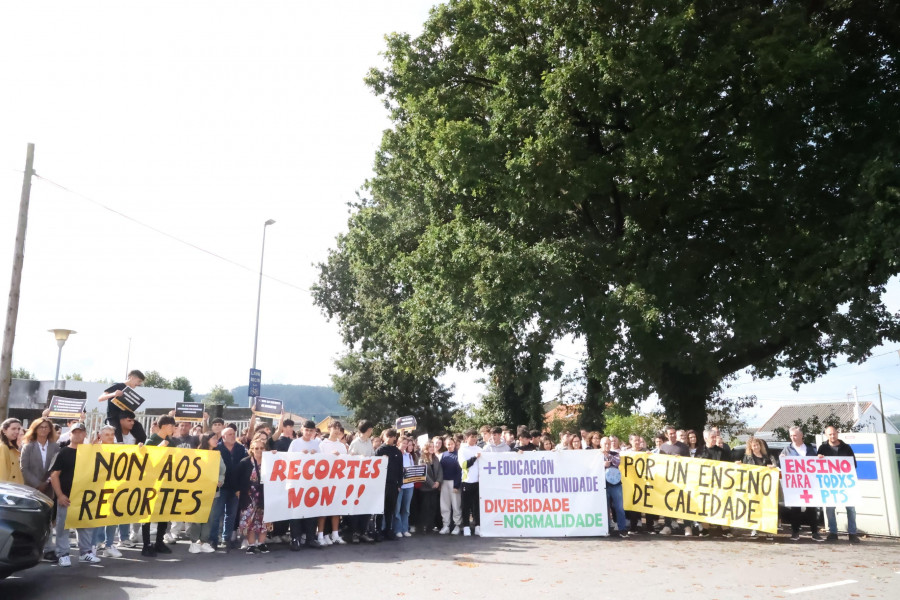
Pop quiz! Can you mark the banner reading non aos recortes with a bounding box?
[261,453,387,522]
[479,451,609,537]
[65,445,219,528]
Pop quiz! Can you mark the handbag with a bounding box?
[605,467,622,485]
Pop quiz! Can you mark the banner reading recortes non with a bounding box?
[65,445,219,529]
[261,453,387,522]
[479,451,609,537]
[621,453,780,534]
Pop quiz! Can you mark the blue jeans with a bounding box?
[606,484,627,532]
[206,490,239,545]
[825,506,857,535]
[91,523,130,547]
[393,487,414,534]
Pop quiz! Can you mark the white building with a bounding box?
[755,400,899,440]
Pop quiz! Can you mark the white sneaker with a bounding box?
[331,534,346,545]
[463,527,471,536]
[684,528,693,536]
[200,542,215,553]
[80,552,101,564]
[118,539,136,548]
[395,532,403,538]
[451,527,462,535]
[439,527,450,535]
[188,542,202,554]
[474,526,481,536]
[660,526,673,536]
[58,555,71,567]
[409,526,416,533]
[164,533,176,544]
[104,545,122,558]
[403,532,412,537]
[240,539,249,549]
[319,535,332,546]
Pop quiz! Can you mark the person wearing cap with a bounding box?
[286,420,325,550]
[49,422,101,567]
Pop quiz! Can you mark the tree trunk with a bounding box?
[654,363,717,431]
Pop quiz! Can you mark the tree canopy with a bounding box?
[315,0,900,430]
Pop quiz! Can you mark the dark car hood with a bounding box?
[0,481,54,509]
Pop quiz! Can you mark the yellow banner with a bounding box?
[65,444,219,528]
[621,452,780,533]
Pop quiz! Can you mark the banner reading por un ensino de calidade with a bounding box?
[621,452,780,533]
[479,451,609,537]
[261,453,388,521]
[65,445,219,528]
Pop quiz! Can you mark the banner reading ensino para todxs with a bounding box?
[65,445,219,528]
[479,451,609,537]
[780,456,860,507]
[262,453,387,521]
[621,453,780,533]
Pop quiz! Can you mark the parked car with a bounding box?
[0,481,53,579]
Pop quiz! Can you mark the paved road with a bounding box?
[3,532,899,599]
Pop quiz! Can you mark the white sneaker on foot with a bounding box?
[474,526,481,536]
[200,542,215,553]
[188,542,201,554]
[660,526,673,536]
[58,555,71,567]
[105,545,123,558]
[163,533,176,544]
[409,526,416,533]
[80,552,101,564]
[118,538,136,548]
[331,534,346,545]
[463,527,471,536]
[403,531,412,537]
[439,526,450,535]
[451,527,462,535]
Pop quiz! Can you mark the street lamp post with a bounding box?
[49,328,76,388]
[250,219,275,406]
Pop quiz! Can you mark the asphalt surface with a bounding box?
[3,530,899,599]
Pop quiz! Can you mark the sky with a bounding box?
[1,1,898,426]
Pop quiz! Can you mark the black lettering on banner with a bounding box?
[140,488,157,514]
[170,489,188,515]
[158,488,175,513]
[187,456,202,483]
[159,455,175,481]
[187,490,203,515]
[97,488,114,517]
[79,490,97,520]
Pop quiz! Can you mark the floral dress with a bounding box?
[239,459,266,535]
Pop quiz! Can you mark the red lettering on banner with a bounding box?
[321,486,335,506]
[270,460,287,481]
[330,460,347,479]
[359,460,371,478]
[785,459,797,474]
[315,461,330,479]
[288,487,304,508]
[289,461,302,479]
[370,459,381,478]
[303,461,316,480]
[346,461,358,478]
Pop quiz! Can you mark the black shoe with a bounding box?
[351,533,360,544]
[245,545,259,554]
[360,533,375,543]
[811,532,825,542]
[826,533,838,542]
[43,551,58,562]
[305,540,324,550]
[290,539,302,551]
[141,546,157,558]
[258,544,269,553]
[790,532,800,541]
[154,542,172,554]
[849,534,861,544]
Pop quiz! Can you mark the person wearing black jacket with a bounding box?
[208,427,248,551]
[375,429,403,541]
[817,427,860,544]
[98,370,148,443]
[780,426,824,542]
[699,429,733,537]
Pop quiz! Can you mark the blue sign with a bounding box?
[249,368,262,397]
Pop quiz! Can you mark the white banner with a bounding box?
[780,456,860,507]
[479,451,609,537]
[261,452,387,521]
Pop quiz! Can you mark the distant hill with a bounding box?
[231,384,348,421]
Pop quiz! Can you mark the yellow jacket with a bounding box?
[0,444,24,484]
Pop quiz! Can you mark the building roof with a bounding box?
[756,401,872,434]
[544,403,581,424]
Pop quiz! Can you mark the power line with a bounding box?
[727,348,899,388]
[32,174,310,293]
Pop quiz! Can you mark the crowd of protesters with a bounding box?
[0,371,862,569]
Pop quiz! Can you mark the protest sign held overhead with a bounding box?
[47,395,86,420]
[780,456,860,507]
[479,451,609,537]
[252,397,283,419]
[111,386,146,412]
[64,445,219,529]
[261,452,387,522]
[621,453,780,533]
[395,415,417,432]
[175,402,205,423]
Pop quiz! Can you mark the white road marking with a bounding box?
[786,580,857,594]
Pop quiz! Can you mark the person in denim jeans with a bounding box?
[817,426,861,544]
[394,437,416,537]
[600,436,628,538]
[208,427,246,550]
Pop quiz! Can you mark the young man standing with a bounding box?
[375,429,404,542]
[317,421,349,545]
[287,420,325,550]
[348,420,377,543]
[50,422,100,567]
[141,416,176,557]
[817,426,860,544]
[458,429,483,536]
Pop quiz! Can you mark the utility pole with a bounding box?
[0,143,35,420]
[878,383,886,432]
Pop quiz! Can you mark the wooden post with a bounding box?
[0,143,35,419]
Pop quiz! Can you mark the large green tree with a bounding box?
[317,0,900,430]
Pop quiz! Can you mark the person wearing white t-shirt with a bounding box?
[348,420,377,543]
[317,421,349,545]
[286,420,324,550]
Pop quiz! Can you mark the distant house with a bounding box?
[316,415,352,433]
[755,400,899,440]
[544,403,582,426]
